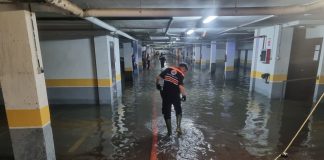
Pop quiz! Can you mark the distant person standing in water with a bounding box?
[146,53,151,69]
[142,51,146,70]
[132,53,137,71]
[159,53,166,68]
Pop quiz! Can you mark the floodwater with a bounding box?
[1,56,324,160]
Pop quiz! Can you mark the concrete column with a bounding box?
[133,41,139,70]
[123,42,134,80]
[225,39,236,80]
[137,43,142,70]
[114,38,122,98]
[0,10,55,159]
[249,29,260,92]
[201,44,210,67]
[94,35,115,105]
[194,44,201,64]
[210,41,217,73]
[249,25,293,99]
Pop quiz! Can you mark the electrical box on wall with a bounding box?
[260,49,271,64]
[260,49,266,61]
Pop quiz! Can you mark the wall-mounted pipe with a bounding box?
[45,0,136,41]
[84,1,324,17]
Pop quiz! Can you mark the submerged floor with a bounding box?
[1,57,324,160]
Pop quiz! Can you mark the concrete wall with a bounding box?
[216,49,226,62]
[41,36,121,104]
[201,44,210,64]
[120,48,124,58]
[238,42,253,68]
[155,49,169,55]
[194,45,201,63]
[41,38,98,104]
[215,43,226,64]
[238,49,253,68]
[250,25,294,99]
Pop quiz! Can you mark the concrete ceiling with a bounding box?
[3,0,324,45]
[69,0,315,8]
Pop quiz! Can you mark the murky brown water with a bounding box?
[1,56,324,160]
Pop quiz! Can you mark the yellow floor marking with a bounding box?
[67,129,93,153]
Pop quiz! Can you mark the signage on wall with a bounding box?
[314,45,321,61]
[267,38,272,48]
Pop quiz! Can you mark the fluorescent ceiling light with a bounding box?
[186,29,195,35]
[150,36,169,40]
[153,41,169,44]
[203,16,218,24]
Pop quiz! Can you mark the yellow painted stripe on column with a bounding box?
[250,71,287,82]
[201,60,208,64]
[250,71,263,79]
[125,67,133,72]
[116,74,121,81]
[316,76,324,84]
[46,79,112,87]
[6,106,50,128]
[97,79,112,87]
[225,66,234,71]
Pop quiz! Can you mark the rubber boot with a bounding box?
[165,118,172,136]
[176,115,182,135]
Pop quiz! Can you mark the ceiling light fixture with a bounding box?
[186,29,195,35]
[203,16,218,24]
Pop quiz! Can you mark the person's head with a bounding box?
[178,63,188,74]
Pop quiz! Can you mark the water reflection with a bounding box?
[240,96,273,156]
[145,116,215,160]
[110,103,136,159]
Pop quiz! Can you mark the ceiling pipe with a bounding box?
[215,15,275,37]
[45,0,136,41]
[84,1,324,17]
[45,0,83,17]
[84,17,136,40]
[164,18,173,36]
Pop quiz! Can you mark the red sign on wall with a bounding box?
[267,38,272,47]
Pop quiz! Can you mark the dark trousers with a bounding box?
[142,60,146,69]
[160,61,165,68]
[162,93,182,119]
[147,60,150,69]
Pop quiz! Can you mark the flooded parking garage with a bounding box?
[2,57,324,160]
[2,1,324,159]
